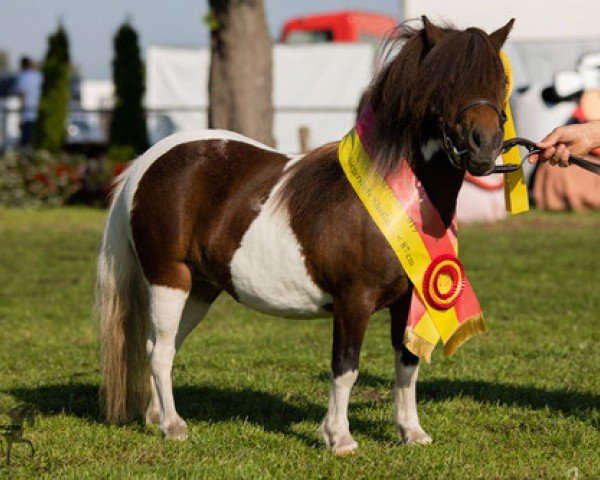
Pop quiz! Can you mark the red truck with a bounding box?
[280,10,397,44]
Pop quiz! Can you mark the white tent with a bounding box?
[403,1,600,219]
[402,0,600,41]
[146,44,375,153]
[403,0,600,154]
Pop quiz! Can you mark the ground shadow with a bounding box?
[355,371,599,428]
[4,382,386,446]
[6,374,598,446]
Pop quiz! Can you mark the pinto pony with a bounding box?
[97,17,514,454]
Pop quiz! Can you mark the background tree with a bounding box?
[109,22,148,158]
[208,0,274,146]
[35,25,71,152]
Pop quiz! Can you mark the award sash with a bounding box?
[337,51,525,361]
[339,107,485,362]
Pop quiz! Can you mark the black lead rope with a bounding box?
[496,137,600,175]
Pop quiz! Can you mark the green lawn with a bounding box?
[0,207,598,479]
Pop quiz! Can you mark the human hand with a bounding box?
[528,121,600,167]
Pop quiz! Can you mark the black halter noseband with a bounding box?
[439,98,506,172]
[438,99,600,176]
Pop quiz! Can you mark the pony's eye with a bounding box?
[501,111,508,124]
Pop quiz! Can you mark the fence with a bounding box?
[0,106,206,154]
[0,105,358,155]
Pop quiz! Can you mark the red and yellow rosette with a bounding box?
[422,255,465,311]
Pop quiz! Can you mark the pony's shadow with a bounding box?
[354,372,599,429]
[4,382,386,447]
[6,373,598,447]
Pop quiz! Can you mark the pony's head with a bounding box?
[366,17,514,177]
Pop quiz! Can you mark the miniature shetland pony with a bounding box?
[97,17,514,454]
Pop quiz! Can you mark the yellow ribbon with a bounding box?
[338,130,460,344]
[500,51,529,214]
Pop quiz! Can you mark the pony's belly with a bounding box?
[229,188,332,319]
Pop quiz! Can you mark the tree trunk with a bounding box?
[208,0,274,147]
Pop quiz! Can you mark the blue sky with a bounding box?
[0,0,400,79]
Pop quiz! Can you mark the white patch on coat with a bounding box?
[421,139,442,162]
[229,162,332,318]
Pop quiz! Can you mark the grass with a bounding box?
[0,207,598,479]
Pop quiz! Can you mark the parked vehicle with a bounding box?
[280,10,396,44]
[0,73,107,154]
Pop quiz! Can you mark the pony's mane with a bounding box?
[365,20,506,174]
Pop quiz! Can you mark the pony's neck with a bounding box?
[413,139,465,228]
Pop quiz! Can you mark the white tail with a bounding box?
[96,174,149,423]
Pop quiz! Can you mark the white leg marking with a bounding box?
[146,292,214,427]
[147,285,189,439]
[394,351,432,445]
[320,370,359,454]
[175,294,214,350]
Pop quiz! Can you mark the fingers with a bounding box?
[532,122,598,166]
[541,146,556,164]
[529,144,571,166]
[553,144,570,167]
[553,143,566,166]
[559,147,571,167]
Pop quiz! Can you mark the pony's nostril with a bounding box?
[470,129,482,150]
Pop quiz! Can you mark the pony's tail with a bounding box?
[96,175,149,423]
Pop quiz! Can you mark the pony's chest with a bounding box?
[229,195,332,318]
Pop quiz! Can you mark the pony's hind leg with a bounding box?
[390,299,432,445]
[146,266,191,440]
[320,296,371,455]
[146,283,221,427]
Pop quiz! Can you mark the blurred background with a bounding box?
[0,0,599,215]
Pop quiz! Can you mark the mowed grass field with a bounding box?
[0,207,598,479]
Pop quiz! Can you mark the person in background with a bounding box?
[530,120,600,167]
[14,56,43,149]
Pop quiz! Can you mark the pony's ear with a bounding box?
[422,16,445,49]
[489,18,515,51]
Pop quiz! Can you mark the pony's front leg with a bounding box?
[391,300,432,445]
[320,297,371,455]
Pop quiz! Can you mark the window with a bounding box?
[285,30,334,44]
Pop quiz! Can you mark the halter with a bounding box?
[439,98,506,172]
[441,110,600,176]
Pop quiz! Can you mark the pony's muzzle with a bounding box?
[464,126,504,176]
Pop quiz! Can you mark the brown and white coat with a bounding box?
[97,17,514,454]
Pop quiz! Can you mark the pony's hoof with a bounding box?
[333,438,358,456]
[399,427,432,445]
[161,418,188,440]
[320,421,358,455]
